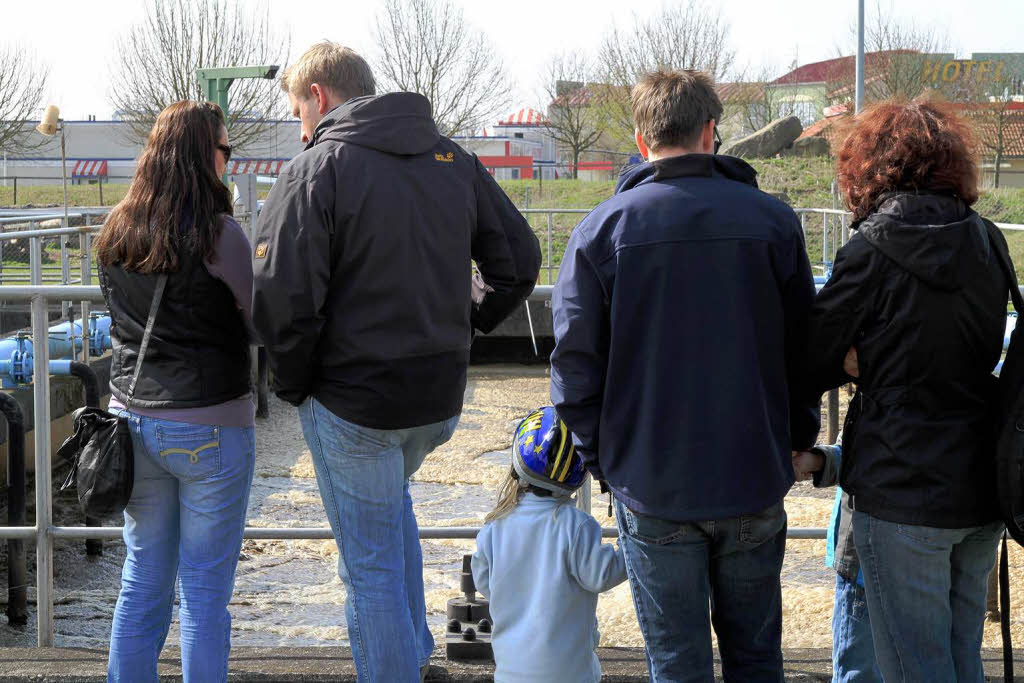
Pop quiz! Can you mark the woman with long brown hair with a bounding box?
[804,98,1009,681]
[96,101,255,682]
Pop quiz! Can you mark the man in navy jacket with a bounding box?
[550,68,819,682]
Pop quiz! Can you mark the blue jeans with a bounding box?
[614,498,787,683]
[298,397,459,683]
[852,511,1003,683]
[832,573,880,683]
[107,412,255,683]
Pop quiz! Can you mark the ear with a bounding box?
[701,120,715,154]
[635,128,650,161]
[311,83,331,116]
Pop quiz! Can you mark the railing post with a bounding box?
[31,293,54,646]
[29,236,41,287]
[546,213,553,285]
[577,473,592,514]
[60,234,70,318]
[80,231,92,361]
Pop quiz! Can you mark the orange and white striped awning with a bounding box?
[230,159,285,176]
[498,108,547,126]
[71,160,108,177]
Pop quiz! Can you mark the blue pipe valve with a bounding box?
[9,334,32,386]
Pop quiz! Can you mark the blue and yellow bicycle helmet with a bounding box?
[512,406,585,495]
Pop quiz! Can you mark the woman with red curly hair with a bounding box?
[805,98,1011,681]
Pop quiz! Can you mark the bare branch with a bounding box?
[107,0,290,153]
[0,43,50,154]
[542,54,609,179]
[597,1,734,148]
[372,0,513,137]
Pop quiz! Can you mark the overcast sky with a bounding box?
[6,0,1024,120]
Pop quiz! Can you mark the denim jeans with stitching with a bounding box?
[852,510,1003,683]
[614,498,787,683]
[832,572,881,683]
[298,397,459,683]
[107,411,255,683]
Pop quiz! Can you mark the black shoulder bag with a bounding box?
[58,274,167,520]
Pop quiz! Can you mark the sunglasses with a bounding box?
[217,144,232,163]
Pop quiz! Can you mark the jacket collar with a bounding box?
[616,154,759,195]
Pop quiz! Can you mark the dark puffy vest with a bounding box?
[100,246,250,408]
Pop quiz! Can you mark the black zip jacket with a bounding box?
[807,192,1007,528]
[252,93,540,428]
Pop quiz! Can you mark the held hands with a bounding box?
[792,450,824,482]
[844,347,859,378]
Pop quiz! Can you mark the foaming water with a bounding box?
[7,370,1019,651]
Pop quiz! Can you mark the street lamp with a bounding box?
[35,105,70,231]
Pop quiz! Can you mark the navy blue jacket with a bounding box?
[550,154,820,522]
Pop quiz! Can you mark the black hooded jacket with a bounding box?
[807,192,1008,528]
[252,93,540,428]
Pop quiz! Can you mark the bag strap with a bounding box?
[983,219,1024,314]
[1001,531,1013,683]
[125,274,167,410]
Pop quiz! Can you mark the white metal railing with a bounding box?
[0,285,831,648]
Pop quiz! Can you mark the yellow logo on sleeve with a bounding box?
[255,242,269,259]
[434,152,454,163]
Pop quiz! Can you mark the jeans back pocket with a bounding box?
[155,422,223,482]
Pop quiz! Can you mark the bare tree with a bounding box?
[720,66,800,138]
[954,76,1024,189]
[108,0,288,152]
[373,0,513,136]
[0,44,49,154]
[542,55,608,179]
[597,1,734,147]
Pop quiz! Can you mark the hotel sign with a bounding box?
[922,58,1014,83]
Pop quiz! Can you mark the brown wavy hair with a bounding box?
[96,101,232,272]
[836,98,979,221]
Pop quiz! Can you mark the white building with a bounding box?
[2,118,303,186]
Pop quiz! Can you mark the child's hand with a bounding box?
[792,450,824,481]
[844,347,860,378]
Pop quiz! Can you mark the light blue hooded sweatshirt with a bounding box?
[472,493,626,682]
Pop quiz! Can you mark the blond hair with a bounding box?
[484,468,527,523]
[281,41,376,102]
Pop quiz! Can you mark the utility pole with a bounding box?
[855,0,865,113]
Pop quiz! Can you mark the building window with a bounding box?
[511,168,520,180]
[514,132,524,139]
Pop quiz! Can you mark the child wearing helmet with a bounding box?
[471,406,627,683]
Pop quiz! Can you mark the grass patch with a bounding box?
[4,159,1024,280]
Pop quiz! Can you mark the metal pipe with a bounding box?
[0,527,37,539]
[47,525,828,541]
[0,214,83,226]
[0,392,27,624]
[31,294,54,646]
[0,286,104,302]
[0,225,96,239]
[67,361,103,557]
[29,238,41,287]
[855,0,865,113]
[546,213,553,284]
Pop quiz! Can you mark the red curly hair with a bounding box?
[836,98,979,221]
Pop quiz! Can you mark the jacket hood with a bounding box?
[856,192,992,291]
[614,154,759,195]
[308,92,440,155]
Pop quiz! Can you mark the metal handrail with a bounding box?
[0,284,832,647]
[0,214,83,226]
